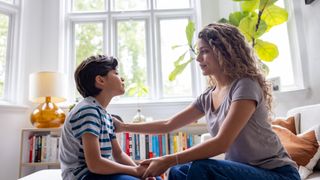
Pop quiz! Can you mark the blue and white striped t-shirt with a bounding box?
[59,96,116,180]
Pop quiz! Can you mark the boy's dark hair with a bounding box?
[75,55,118,98]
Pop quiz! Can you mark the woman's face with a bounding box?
[196,38,221,76]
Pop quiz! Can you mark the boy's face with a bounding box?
[99,69,125,96]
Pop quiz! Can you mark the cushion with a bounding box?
[272,124,320,179]
[272,116,297,134]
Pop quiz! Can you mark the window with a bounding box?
[262,0,300,90]
[0,0,20,101]
[0,13,9,97]
[65,0,198,101]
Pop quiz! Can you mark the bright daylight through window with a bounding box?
[0,13,9,98]
[67,0,196,101]
[66,0,299,102]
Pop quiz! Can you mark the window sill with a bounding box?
[272,86,311,103]
[0,101,29,112]
[108,98,194,108]
[272,86,309,96]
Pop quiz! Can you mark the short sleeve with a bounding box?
[230,78,262,105]
[69,106,101,139]
[192,87,213,113]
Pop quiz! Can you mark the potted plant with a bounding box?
[169,0,288,80]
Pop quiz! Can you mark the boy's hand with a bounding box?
[113,117,125,133]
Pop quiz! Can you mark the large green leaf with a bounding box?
[126,83,138,96]
[186,21,195,47]
[261,5,288,28]
[254,39,279,62]
[137,84,149,97]
[126,83,149,97]
[173,51,188,66]
[229,11,250,26]
[254,19,268,38]
[241,0,259,12]
[171,45,184,50]
[259,0,277,10]
[169,58,193,81]
[233,0,254,1]
[238,15,257,42]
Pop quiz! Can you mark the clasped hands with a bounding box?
[135,155,175,179]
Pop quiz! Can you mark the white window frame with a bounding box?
[0,0,21,103]
[282,0,306,91]
[63,0,203,103]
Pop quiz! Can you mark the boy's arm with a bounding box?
[82,133,144,176]
[115,104,204,134]
[111,138,136,166]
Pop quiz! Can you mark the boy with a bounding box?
[59,55,146,180]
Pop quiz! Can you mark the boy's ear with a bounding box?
[95,75,105,87]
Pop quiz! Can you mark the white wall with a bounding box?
[0,0,319,179]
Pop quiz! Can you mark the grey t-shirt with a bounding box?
[193,78,297,169]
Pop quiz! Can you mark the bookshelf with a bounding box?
[18,123,207,178]
[119,123,208,161]
[19,128,61,178]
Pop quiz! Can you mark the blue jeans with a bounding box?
[168,159,300,180]
[83,172,162,180]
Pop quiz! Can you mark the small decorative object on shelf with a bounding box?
[132,109,146,123]
[29,72,67,128]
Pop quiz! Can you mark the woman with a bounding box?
[114,23,300,179]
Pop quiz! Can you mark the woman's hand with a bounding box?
[141,155,176,178]
[113,117,125,133]
[133,164,147,178]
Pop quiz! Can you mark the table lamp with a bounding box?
[29,71,67,128]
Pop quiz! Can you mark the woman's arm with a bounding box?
[142,99,257,178]
[115,104,204,134]
[111,138,136,166]
[82,133,145,177]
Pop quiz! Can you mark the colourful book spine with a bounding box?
[28,135,34,163]
[145,134,149,159]
[158,135,163,156]
[139,134,146,160]
[125,133,130,156]
[149,135,153,158]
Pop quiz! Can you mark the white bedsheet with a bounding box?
[18,169,62,180]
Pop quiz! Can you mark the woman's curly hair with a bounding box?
[198,23,273,115]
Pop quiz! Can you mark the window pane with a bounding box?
[112,0,148,11]
[74,23,103,66]
[74,23,103,99]
[263,0,294,87]
[116,20,148,97]
[0,0,12,3]
[264,23,294,86]
[155,0,190,9]
[73,0,105,12]
[160,19,192,98]
[0,14,9,97]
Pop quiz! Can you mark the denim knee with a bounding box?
[191,159,216,169]
[168,165,180,178]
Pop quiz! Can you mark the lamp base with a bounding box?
[31,99,66,128]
